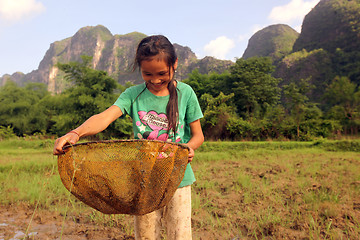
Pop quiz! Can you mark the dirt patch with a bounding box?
[0,204,134,240]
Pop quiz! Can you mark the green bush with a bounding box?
[225,117,342,141]
[0,126,16,140]
[300,119,342,138]
[226,117,256,140]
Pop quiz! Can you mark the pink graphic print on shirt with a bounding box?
[138,111,169,141]
[137,110,181,142]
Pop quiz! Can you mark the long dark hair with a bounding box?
[133,35,179,136]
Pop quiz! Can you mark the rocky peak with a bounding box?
[242,24,299,62]
[1,25,232,93]
[293,0,360,53]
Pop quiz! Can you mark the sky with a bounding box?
[0,0,320,76]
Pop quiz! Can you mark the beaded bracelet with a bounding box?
[67,130,80,137]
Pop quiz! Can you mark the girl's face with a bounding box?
[140,57,178,96]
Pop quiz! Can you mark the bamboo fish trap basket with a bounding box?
[57,139,189,215]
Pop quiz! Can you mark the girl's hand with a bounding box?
[53,132,79,155]
[188,147,195,163]
[186,119,204,163]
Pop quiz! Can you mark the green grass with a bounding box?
[0,138,359,239]
[191,142,360,239]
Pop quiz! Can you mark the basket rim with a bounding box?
[62,139,190,151]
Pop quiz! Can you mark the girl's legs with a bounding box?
[134,185,192,240]
[164,185,192,240]
[134,209,162,239]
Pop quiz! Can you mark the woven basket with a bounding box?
[57,139,189,215]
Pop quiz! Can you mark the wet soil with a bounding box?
[0,204,134,240]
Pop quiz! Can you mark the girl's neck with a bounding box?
[146,81,177,97]
[148,87,169,96]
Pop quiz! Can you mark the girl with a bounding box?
[53,35,204,239]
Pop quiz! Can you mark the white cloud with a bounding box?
[268,0,319,24]
[238,34,247,42]
[0,0,45,24]
[204,36,235,60]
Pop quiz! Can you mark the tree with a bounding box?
[0,81,50,135]
[228,57,281,118]
[263,104,287,139]
[183,69,231,99]
[323,76,360,134]
[53,56,132,137]
[199,92,236,140]
[282,78,316,138]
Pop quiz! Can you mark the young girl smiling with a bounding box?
[54,35,204,239]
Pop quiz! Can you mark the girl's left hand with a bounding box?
[188,147,194,163]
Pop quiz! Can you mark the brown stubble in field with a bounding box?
[190,149,360,239]
[1,142,360,239]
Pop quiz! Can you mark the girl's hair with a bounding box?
[133,35,179,136]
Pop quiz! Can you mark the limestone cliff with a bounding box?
[293,0,360,53]
[241,0,360,103]
[274,0,360,102]
[1,25,232,93]
[242,24,299,63]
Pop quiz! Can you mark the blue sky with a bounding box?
[0,0,320,76]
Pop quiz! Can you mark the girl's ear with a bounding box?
[174,58,178,70]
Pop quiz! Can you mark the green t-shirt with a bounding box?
[113,81,203,187]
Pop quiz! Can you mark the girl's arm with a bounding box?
[185,119,204,162]
[53,105,123,155]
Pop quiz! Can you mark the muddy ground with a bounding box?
[2,192,359,240]
[0,204,134,240]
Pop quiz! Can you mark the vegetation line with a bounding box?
[60,163,77,240]
[24,163,55,239]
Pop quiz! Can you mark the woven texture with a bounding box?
[57,139,189,215]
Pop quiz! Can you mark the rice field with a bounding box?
[0,138,359,239]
